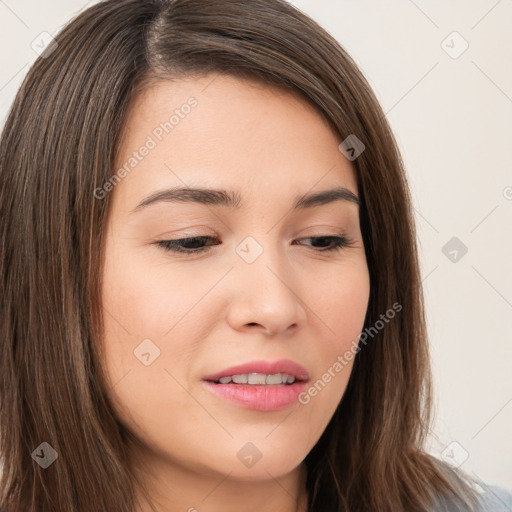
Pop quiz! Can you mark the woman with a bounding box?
[0,0,510,511]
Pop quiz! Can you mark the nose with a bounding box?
[226,246,308,336]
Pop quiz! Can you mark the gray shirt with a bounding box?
[434,482,512,511]
[475,483,512,512]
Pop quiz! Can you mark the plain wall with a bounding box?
[1,0,511,489]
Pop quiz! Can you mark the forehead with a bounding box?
[112,74,358,209]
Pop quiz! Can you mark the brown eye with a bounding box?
[155,234,354,255]
[292,235,354,252]
[156,236,220,254]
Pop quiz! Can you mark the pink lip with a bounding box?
[201,359,310,412]
[202,380,308,411]
[202,359,310,382]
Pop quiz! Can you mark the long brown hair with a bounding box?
[0,1,483,511]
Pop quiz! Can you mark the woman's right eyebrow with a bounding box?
[130,186,360,214]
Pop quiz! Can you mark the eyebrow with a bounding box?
[131,185,360,214]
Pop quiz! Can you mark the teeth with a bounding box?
[215,373,297,385]
[248,373,267,385]
[232,374,248,384]
[264,373,283,385]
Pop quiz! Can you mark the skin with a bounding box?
[100,73,370,512]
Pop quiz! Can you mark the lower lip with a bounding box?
[202,380,308,411]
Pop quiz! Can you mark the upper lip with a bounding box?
[202,359,310,382]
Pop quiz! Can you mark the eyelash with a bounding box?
[155,234,355,255]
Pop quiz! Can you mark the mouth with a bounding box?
[201,359,310,385]
[201,359,310,411]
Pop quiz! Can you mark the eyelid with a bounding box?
[154,232,355,255]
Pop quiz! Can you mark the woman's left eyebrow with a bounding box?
[130,186,360,214]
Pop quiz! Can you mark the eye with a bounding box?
[155,234,355,254]
[155,236,221,254]
[292,235,355,252]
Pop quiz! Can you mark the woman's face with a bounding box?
[101,74,370,486]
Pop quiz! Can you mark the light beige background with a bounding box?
[1,0,511,489]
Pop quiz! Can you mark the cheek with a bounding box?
[316,260,370,355]
[101,239,216,341]
[99,247,214,462]
[99,242,226,413]
[99,239,194,396]
[296,261,369,423]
